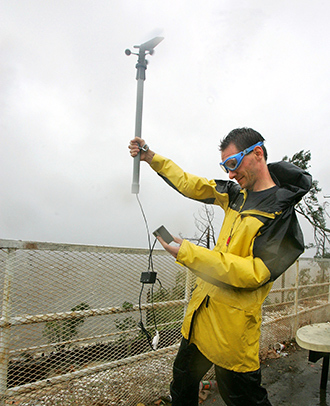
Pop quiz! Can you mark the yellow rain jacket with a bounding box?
[150,154,312,373]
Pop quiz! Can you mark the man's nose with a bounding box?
[228,170,236,180]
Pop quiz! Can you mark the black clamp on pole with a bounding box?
[125,37,164,194]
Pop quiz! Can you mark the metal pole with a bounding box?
[131,53,146,194]
[125,37,164,194]
[0,248,15,405]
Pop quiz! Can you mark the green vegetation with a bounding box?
[283,150,330,257]
[43,302,90,349]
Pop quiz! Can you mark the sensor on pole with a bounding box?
[125,37,164,194]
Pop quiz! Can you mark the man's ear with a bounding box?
[254,146,264,161]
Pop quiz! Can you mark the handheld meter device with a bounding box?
[153,225,174,244]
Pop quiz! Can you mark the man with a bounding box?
[129,128,312,406]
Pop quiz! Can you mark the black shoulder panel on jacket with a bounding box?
[254,161,312,281]
[214,180,243,210]
[254,207,304,281]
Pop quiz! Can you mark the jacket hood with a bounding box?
[268,161,312,208]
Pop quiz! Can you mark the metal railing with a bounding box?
[0,239,329,405]
[260,258,330,355]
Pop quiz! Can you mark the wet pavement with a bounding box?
[202,342,329,406]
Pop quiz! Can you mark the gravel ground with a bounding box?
[7,341,329,406]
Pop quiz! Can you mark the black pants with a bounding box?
[171,338,272,406]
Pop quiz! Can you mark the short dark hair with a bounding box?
[219,127,268,161]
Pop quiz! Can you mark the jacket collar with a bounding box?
[268,161,312,206]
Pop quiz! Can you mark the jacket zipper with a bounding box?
[226,194,245,247]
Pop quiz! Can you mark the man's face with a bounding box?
[221,143,258,191]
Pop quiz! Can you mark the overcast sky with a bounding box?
[1,0,330,254]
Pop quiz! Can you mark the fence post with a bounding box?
[0,248,15,405]
[293,259,300,335]
[328,260,330,305]
[281,271,286,303]
[184,271,192,316]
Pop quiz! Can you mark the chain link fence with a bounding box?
[0,239,329,405]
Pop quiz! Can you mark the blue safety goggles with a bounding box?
[220,141,264,173]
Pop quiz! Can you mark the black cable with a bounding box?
[136,194,158,272]
[136,194,159,350]
[136,194,152,252]
[156,278,165,290]
[148,238,157,271]
[138,282,145,324]
[138,283,154,350]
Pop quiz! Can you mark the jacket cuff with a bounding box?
[149,153,165,172]
[176,239,191,266]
